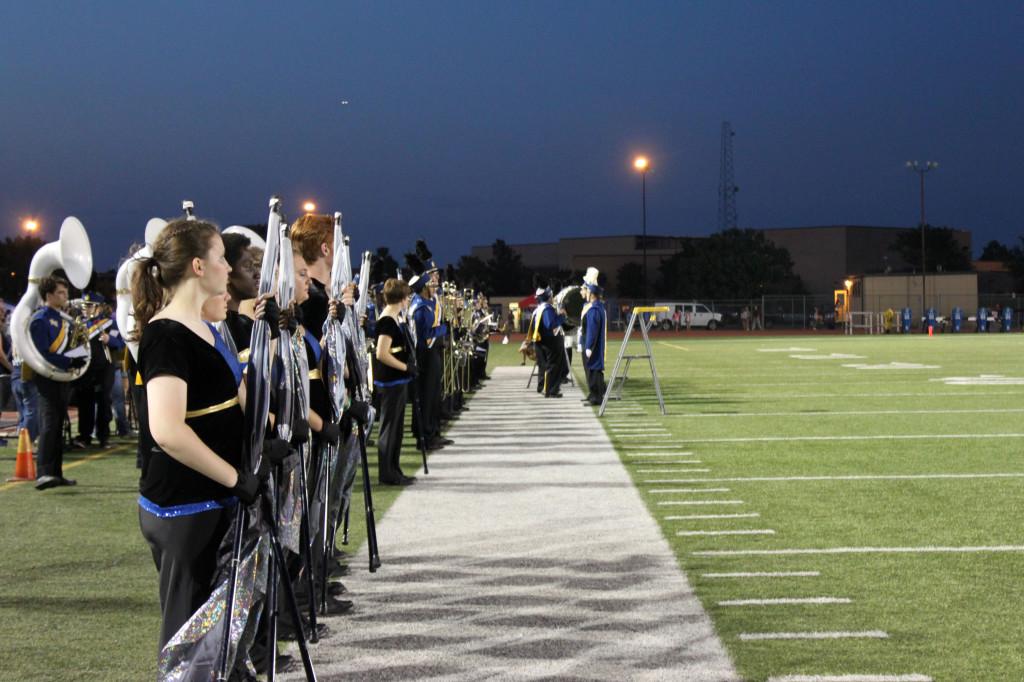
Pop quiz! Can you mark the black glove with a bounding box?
[406,362,418,380]
[283,310,299,335]
[347,400,370,427]
[69,357,87,370]
[262,437,291,465]
[319,420,341,446]
[291,417,309,445]
[263,298,281,339]
[330,300,347,324]
[231,459,269,506]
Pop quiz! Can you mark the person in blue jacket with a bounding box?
[529,283,567,398]
[580,280,607,405]
[407,255,449,450]
[29,276,87,490]
[72,291,124,449]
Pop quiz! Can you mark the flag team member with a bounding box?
[132,219,261,652]
[29,276,86,490]
[580,270,607,405]
[373,278,416,485]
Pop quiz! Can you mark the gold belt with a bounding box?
[185,396,240,419]
[308,369,322,379]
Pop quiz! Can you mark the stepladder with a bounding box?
[598,306,668,417]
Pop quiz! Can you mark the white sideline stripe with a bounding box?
[703,571,818,578]
[766,676,932,682]
[672,408,1024,418]
[667,513,760,520]
[658,500,744,506]
[639,473,1024,484]
[694,545,1024,557]
[672,433,1024,444]
[678,529,775,537]
[652,488,731,494]
[719,597,849,606]
[739,631,888,641]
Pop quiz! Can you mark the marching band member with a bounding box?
[528,280,566,398]
[72,291,122,449]
[407,255,448,451]
[29,276,86,489]
[580,269,607,405]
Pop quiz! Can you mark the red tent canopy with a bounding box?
[517,293,537,309]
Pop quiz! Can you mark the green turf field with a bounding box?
[1,333,1020,680]
[589,332,1024,681]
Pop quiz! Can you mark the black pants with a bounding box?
[35,375,70,478]
[587,367,606,403]
[377,382,407,481]
[535,344,548,394]
[139,505,232,651]
[76,363,113,444]
[412,347,441,444]
[541,339,566,396]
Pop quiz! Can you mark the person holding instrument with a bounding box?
[373,278,415,485]
[132,218,282,655]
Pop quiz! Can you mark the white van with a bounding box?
[653,302,723,330]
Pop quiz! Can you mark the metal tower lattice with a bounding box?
[718,121,739,230]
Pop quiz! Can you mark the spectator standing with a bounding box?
[740,306,750,331]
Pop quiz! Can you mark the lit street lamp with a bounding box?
[633,156,650,301]
[905,160,938,311]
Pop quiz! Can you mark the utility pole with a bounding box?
[906,160,938,312]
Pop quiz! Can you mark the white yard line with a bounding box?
[657,500,744,506]
[703,571,819,578]
[765,671,933,675]
[671,408,1024,418]
[719,597,849,606]
[695,545,1024,557]
[638,468,710,473]
[739,631,888,641]
[671,433,1024,444]
[678,529,775,537]
[641,473,1024,484]
[651,488,731,494]
[622,448,696,454]
[667,513,760,520]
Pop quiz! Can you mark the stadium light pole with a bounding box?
[906,160,938,311]
[23,219,39,233]
[634,156,650,302]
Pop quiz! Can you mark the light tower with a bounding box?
[718,121,738,230]
[906,160,938,311]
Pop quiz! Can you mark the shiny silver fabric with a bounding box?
[158,527,270,681]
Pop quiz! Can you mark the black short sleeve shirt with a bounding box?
[138,319,244,506]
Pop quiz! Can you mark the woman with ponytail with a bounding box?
[132,218,267,654]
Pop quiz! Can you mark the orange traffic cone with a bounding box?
[928,325,934,337]
[7,428,37,482]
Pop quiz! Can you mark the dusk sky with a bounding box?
[3,1,1022,270]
